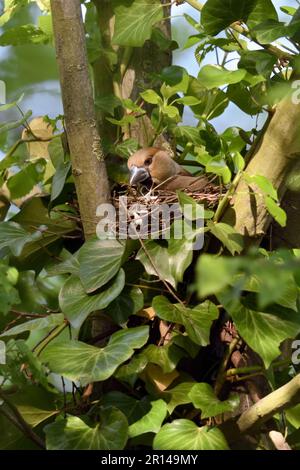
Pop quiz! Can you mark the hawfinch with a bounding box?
[127,147,209,191]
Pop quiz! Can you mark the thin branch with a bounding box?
[0,388,46,449]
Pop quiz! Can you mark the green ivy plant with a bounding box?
[0,0,300,451]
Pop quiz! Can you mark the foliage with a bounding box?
[0,0,300,452]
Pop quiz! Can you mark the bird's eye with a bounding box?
[144,157,152,166]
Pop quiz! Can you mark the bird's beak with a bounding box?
[129,165,150,185]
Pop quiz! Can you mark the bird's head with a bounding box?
[127,147,180,186]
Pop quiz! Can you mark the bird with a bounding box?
[127,147,210,192]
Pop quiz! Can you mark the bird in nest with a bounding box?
[127,147,211,192]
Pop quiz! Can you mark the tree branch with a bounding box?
[50,0,111,238]
[222,98,300,242]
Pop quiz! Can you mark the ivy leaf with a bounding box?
[207,222,244,255]
[154,420,229,450]
[189,383,239,419]
[196,254,242,298]
[102,392,151,425]
[137,238,193,289]
[50,160,71,202]
[244,174,278,200]
[153,296,219,346]
[0,93,24,112]
[0,24,49,46]
[7,159,46,199]
[78,238,126,293]
[41,326,149,385]
[113,0,163,47]
[198,66,247,90]
[45,408,128,450]
[115,342,185,388]
[265,197,287,227]
[252,19,300,44]
[140,89,162,105]
[105,287,144,325]
[219,293,300,368]
[201,0,257,35]
[59,270,125,329]
[0,221,43,257]
[129,400,168,438]
[163,382,195,413]
[0,110,33,135]
[247,0,278,28]
[0,313,65,337]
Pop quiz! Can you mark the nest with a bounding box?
[105,182,225,241]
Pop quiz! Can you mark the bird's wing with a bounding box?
[159,175,210,191]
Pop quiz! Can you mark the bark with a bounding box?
[50,0,111,239]
[221,374,300,444]
[223,98,300,244]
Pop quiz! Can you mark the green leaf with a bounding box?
[139,343,186,374]
[265,197,287,227]
[244,173,278,201]
[115,342,185,387]
[112,0,163,47]
[45,408,128,450]
[7,159,46,199]
[247,0,278,28]
[161,66,190,94]
[206,157,231,184]
[198,66,247,90]
[163,382,195,413]
[50,160,71,202]
[153,296,219,346]
[102,392,151,425]
[154,420,229,450]
[59,270,125,329]
[196,255,242,298]
[238,51,276,78]
[0,313,65,337]
[252,19,300,44]
[280,6,297,16]
[8,385,58,427]
[0,93,24,112]
[0,221,42,257]
[41,326,149,385]
[189,383,239,419]
[219,293,300,368]
[177,191,204,221]
[129,400,168,438]
[286,404,300,429]
[201,0,257,35]
[0,0,29,27]
[105,286,144,325]
[78,238,126,293]
[0,110,33,135]
[140,89,162,105]
[0,24,48,46]
[137,239,193,289]
[207,222,244,255]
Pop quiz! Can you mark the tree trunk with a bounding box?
[223,98,300,244]
[51,0,111,239]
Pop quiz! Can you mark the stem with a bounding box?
[33,322,68,356]
[184,0,293,60]
[214,338,240,396]
[0,388,46,449]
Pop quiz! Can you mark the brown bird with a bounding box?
[127,147,210,192]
